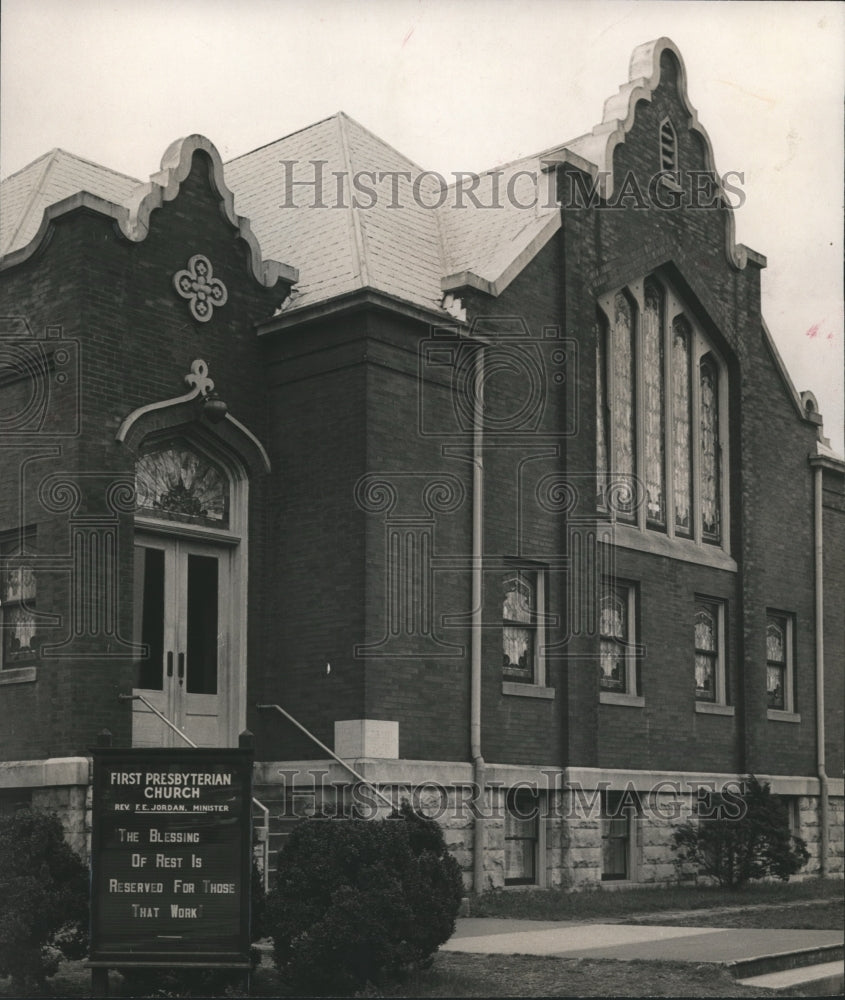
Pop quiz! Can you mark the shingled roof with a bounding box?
[224,112,448,315]
[0,148,141,258]
[1,39,751,316]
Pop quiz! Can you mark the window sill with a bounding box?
[767,709,801,724]
[0,666,37,686]
[695,702,734,716]
[501,682,555,701]
[606,522,737,572]
[600,691,644,708]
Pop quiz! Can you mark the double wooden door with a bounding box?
[132,534,230,747]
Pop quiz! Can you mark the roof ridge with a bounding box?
[336,112,369,287]
[224,113,344,165]
[336,110,427,173]
[1,149,58,257]
[1,147,58,184]
[49,148,142,185]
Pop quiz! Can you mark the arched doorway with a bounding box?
[131,435,247,747]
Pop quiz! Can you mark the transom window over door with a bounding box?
[596,275,730,550]
[135,440,229,527]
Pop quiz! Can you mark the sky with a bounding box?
[1,0,842,451]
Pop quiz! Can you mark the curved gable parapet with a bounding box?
[1,134,297,289]
[122,134,297,288]
[585,37,748,272]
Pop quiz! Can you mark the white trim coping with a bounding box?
[254,760,843,799]
[0,757,89,789]
[565,767,844,798]
[5,757,841,801]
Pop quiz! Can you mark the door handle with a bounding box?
[177,652,185,686]
[167,651,174,677]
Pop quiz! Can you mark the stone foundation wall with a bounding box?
[2,757,843,891]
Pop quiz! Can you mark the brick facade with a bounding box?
[1,39,841,888]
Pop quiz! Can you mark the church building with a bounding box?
[1,38,842,890]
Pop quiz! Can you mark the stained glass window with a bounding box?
[600,584,631,692]
[643,280,665,526]
[503,572,535,681]
[596,317,608,505]
[694,602,718,701]
[612,293,635,517]
[135,442,229,527]
[672,317,692,534]
[700,357,721,541]
[1,532,37,667]
[766,615,786,710]
[596,277,728,550]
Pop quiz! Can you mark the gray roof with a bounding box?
[1,39,754,315]
[0,148,141,257]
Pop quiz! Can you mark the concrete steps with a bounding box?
[737,959,844,995]
[731,942,844,995]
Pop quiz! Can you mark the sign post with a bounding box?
[89,738,253,994]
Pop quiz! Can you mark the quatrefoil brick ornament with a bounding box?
[173,254,228,322]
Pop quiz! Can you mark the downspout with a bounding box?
[471,344,486,894]
[812,461,829,877]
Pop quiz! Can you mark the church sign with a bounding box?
[89,746,253,968]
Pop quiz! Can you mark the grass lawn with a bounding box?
[3,880,841,997]
[469,876,844,922]
[628,898,843,930]
[371,953,780,998]
[12,952,783,999]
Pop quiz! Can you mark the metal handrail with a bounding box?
[257,703,396,811]
[118,693,271,891]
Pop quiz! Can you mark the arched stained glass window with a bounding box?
[699,356,721,541]
[612,293,635,516]
[672,316,692,535]
[135,442,229,527]
[643,280,665,526]
[596,275,728,551]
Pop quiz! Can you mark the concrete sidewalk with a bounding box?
[443,917,844,965]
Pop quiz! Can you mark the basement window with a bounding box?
[504,788,541,886]
[601,789,640,881]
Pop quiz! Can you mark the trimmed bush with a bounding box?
[0,808,88,994]
[266,801,463,995]
[671,775,810,887]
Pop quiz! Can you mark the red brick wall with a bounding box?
[0,151,286,759]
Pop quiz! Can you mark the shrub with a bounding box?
[265,800,464,995]
[0,808,89,993]
[671,775,810,887]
